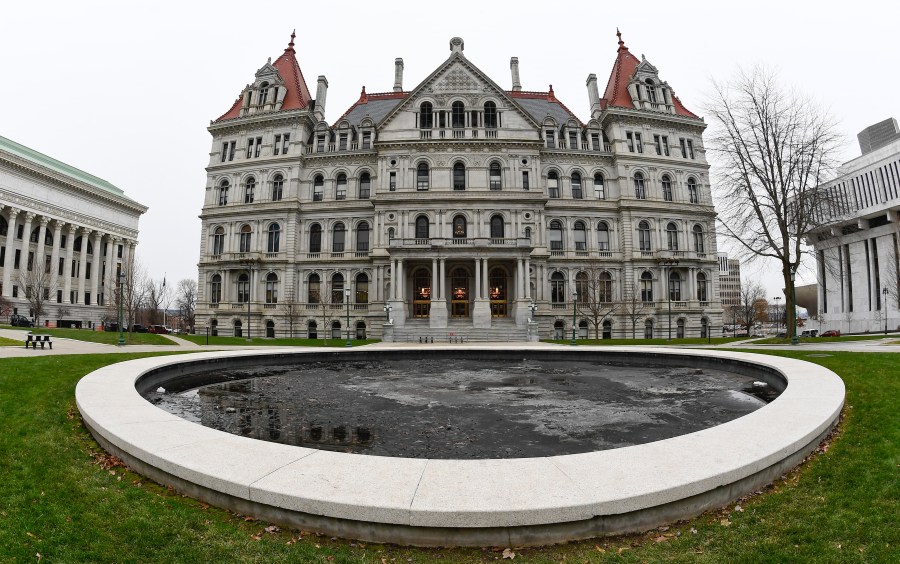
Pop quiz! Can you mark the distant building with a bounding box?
[717,253,741,321]
[0,135,147,326]
[804,119,900,333]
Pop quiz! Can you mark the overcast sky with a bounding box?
[1,0,896,300]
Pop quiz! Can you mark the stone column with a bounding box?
[524,257,531,299]
[35,217,49,273]
[105,237,117,296]
[77,228,91,304]
[63,225,76,303]
[50,222,63,293]
[430,256,447,328]
[2,208,19,296]
[90,231,103,305]
[19,212,35,275]
[482,259,490,299]
[474,258,481,300]
[439,258,446,300]
[473,257,491,328]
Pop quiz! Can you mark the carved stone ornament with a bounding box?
[435,68,480,93]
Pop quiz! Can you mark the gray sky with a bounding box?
[1,0,896,299]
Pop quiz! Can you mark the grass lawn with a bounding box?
[0,336,21,346]
[753,334,894,345]
[1,351,897,562]
[1,325,175,346]
[548,336,748,346]
[178,333,378,347]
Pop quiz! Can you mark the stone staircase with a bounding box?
[391,318,528,343]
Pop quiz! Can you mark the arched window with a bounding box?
[573,221,586,250]
[634,172,646,199]
[244,177,256,203]
[267,223,280,253]
[237,273,249,303]
[332,222,346,252]
[599,271,613,303]
[548,171,560,198]
[272,174,284,201]
[307,320,317,339]
[356,321,367,340]
[356,222,370,252]
[676,318,685,338]
[331,273,344,303]
[688,177,699,203]
[420,102,433,129]
[335,173,347,200]
[331,321,341,340]
[212,227,225,255]
[356,273,369,304]
[602,320,612,339]
[43,229,53,247]
[415,215,430,239]
[597,221,610,251]
[668,271,682,301]
[313,175,324,201]
[524,226,532,240]
[210,274,222,304]
[549,220,563,250]
[700,318,709,339]
[416,162,429,191]
[553,320,565,340]
[218,180,229,206]
[30,228,40,243]
[550,271,566,303]
[666,222,678,251]
[265,273,278,304]
[637,220,651,251]
[239,224,252,253]
[571,172,583,199]
[309,224,322,253]
[484,101,498,129]
[451,101,465,128]
[489,162,502,190]
[453,215,467,239]
[593,173,605,199]
[359,172,371,199]
[644,319,654,339]
[490,215,504,239]
[233,319,242,338]
[453,162,466,190]
[266,320,275,339]
[579,319,589,339]
[697,272,708,302]
[662,175,673,201]
[308,273,321,303]
[575,271,588,303]
[693,224,705,253]
[641,271,653,302]
[645,79,657,104]
[258,82,269,106]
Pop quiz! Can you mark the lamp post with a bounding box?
[117,271,125,346]
[657,258,678,341]
[790,265,799,345]
[383,303,392,323]
[345,287,352,347]
[571,290,578,345]
[774,296,782,333]
[883,287,889,334]
[529,301,537,323]
[240,258,259,342]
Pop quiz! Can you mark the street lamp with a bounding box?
[571,290,578,345]
[529,301,537,323]
[790,265,799,345]
[383,303,392,323]
[117,271,126,346]
[774,296,782,333]
[657,258,679,341]
[345,287,352,347]
[883,287,889,334]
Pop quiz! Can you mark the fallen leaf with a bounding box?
[36,554,42,562]
[265,525,280,534]
[720,519,732,527]
[734,505,744,512]
[690,527,698,534]
[654,535,668,543]
[658,526,670,532]
[502,548,515,559]
[594,545,606,553]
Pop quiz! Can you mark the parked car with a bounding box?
[149,325,169,334]
[103,322,120,332]
[801,330,811,338]
[131,324,148,333]
[776,331,787,338]
[821,329,841,337]
[10,314,33,327]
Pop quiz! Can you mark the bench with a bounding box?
[25,334,53,350]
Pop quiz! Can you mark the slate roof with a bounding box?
[336,89,408,126]
[508,91,582,126]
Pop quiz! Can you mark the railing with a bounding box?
[639,251,656,258]
[550,250,565,256]
[388,237,531,249]
[551,303,568,310]
[263,304,276,309]
[306,252,321,259]
[231,303,245,309]
[672,301,688,308]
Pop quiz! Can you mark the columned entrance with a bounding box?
[413,268,431,318]
[489,267,508,317]
[450,267,470,317]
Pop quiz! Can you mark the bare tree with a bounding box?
[620,288,648,339]
[122,256,148,330]
[279,290,302,338]
[706,67,842,342]
[18,263,57,327]
[175,278,197,332]
[574,262,618,339]
[0,295,11,323]
[143,277,170,326]
[734,280,767,336]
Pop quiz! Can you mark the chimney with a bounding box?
[586,73,600,113]
[315,75,328,119]
[393,58,404,92]
[510,57,522,91]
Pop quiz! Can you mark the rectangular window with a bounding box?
[86,263,91,280]
[680,138,687,158]
[246,137,254,158]
[221,142,228,162]
[84,292,91,305]
[568,131,578,150]
[662,135,670,156]
[654,134,662,155]
[635,133,643,153]
[626,132,634,152]
[58,257,64,275]
[281,133,289,154]
[61,235,67,249]
[546,130,555,148]
[14,249,20,269]
[687,139,695,159]
[591,133,600,151]
[844,245,853,312]
[389,171,396,191]
[117,244,123,258]
[362,131,371,149]
[27,251,34,271]
[0,246,4,267]
[339,133,348,151]
[57,290,62,303]
[12,285,17,298]
[274,134,281,155]
[254,136,262,157]
[316,135,326,153]
[522,171,530,190]
[228,141,236,161]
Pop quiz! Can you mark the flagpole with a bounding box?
[162,273,166,328]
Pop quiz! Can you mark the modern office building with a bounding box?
[0,135,147,327]
[195,32,723,340]
[805,119,900,333]
[717,252,742,325]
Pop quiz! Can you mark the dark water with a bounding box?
[146,358,776,459]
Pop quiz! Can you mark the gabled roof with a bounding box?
[335,87,408,127]
[214,31,313,122]
[508,88,583,127]
[601,30,698,119]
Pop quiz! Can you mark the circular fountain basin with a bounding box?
[76,345,844,546]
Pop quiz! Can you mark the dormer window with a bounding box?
[258,82,269,106]
[645,79,657,104]
[362,131,371,149]
[568,131,578,150]
[339,133,348,151]
[546,130,556,149]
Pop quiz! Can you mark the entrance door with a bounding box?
[489,267,507,317]
[450,267,469,317]
[413,268,431,318]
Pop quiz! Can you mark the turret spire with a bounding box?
[616,28,628,52]
[286,29,296,53]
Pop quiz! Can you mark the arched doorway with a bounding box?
[489,267,507,317]
[450,267,470,317]
[356,321,366,339]
[307,320,317,339]
[331,321,341,340]
[413,268,431,318]
[579,320,588,339]
[553,320,565,340]
[266,320,275,338]
[602,320,612,340]
[233,319,242,338]
[210,319,218,337]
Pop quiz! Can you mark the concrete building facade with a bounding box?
[196,33,723,340]
[0,135,147,327]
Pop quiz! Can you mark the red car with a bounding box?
[149,325,170,334]
[820,330,841,337]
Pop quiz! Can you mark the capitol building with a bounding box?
[196,32,722,341]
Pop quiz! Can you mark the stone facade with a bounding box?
[0,135,147,327]
[196,33,723,340]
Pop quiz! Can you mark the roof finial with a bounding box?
[616,28,627,51]
[359,85,368,103]
[548,84,555,101]
[287,29,296,51]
